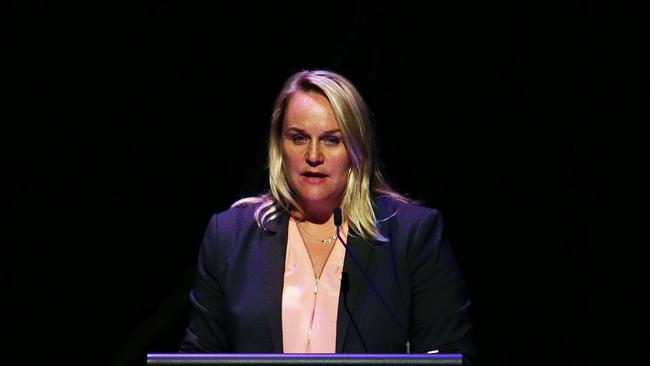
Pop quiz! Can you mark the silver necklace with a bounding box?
[296,222,337,245]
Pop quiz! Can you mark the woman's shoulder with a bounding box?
[212,199,262,222]
[374,194,439,214]
[199,203,262,241]
[374,194,443,224]
[209,195,286,232]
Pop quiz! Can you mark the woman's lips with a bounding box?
[301,172,328,184]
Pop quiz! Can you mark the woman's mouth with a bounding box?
[301,172,328,183]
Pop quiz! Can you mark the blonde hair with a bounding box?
[233,70,411,242]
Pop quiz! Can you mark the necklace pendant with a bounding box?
[321,235,336,245]
[296,221,337,245]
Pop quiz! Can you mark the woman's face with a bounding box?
[282,90,351,214]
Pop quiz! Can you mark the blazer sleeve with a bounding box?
[407,208,475,363]
[179,213,230,352]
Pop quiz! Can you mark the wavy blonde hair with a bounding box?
[233,69,410,241]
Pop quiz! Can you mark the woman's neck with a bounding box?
[294,203,339,225]
[294,196,343,224]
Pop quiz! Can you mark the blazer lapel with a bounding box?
[336,230,374,352]
[262,212,289,353]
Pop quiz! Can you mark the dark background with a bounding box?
[2,1,645,365]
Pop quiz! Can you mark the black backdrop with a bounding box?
[3,1,644,366]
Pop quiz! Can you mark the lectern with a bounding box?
[146,353,463,365]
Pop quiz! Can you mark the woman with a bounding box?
[179,70,475,360]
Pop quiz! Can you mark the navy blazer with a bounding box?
[180,196,474,360]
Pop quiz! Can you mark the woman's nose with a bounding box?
[306,141,323,166]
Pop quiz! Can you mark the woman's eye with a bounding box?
[323,137,341,146]
[292,135,308,144]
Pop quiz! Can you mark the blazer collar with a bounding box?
[261,210,289,352]
[263,209,287,234]
[335,225,375,352]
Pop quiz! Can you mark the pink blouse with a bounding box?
[281,218,347,353]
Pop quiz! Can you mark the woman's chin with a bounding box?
[297,193,341,209]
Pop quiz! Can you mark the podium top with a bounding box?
[146,353,463,365]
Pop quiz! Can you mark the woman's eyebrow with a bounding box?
[285,127,341,135]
